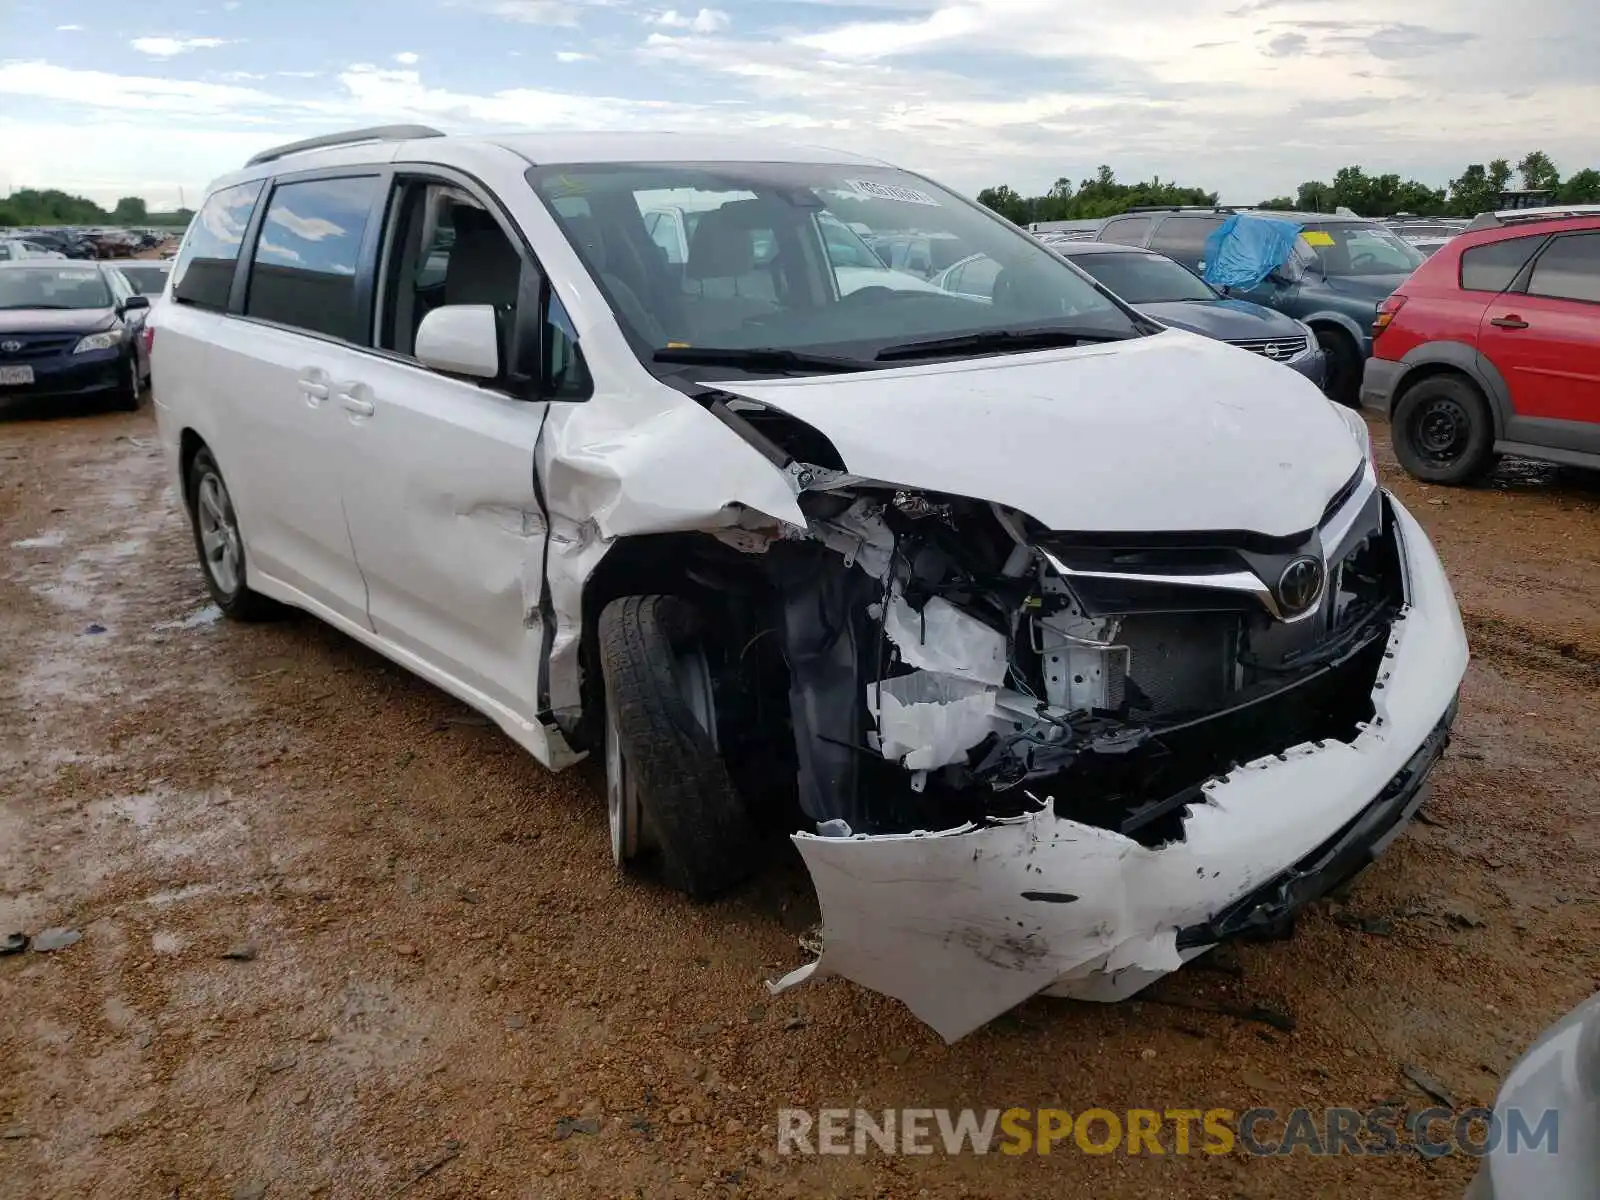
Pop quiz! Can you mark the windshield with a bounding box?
[1299,223,1425,278]
[1065,251,1217,304]
[529,162,1140,372]
[0,266,111,310]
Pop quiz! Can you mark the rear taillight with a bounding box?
[1374,294,1407,334]
[141,326,155,356]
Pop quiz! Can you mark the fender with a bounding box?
[1300,309,1371,358]
[1394,339,1514,438]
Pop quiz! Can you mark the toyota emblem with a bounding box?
[0,340,22,354]
[1277,555,1326,616]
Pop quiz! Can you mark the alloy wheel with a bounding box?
[195,471,242,595]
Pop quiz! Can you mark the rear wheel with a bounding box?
[184,447,279,620]
[1391,375,1498,486]
[598,594,757,899]
[1315,326,1362,408]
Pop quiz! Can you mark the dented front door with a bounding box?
[337,355,550,722]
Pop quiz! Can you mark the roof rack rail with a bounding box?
[1123,205,1242,214]
[1465,203,1600,233]
[245,124,446,168]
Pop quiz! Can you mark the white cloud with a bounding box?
[130,36,231,58]
[650,8,730,34]
[0,61,274,113]
[267,206,346,242]
[5,0,1600,208]
[485,1,581,24]
[56,24,82,32]
[258,238,303,262]
[393,51,420,65]
[793,5,976,57]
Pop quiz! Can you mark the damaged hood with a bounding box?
[712,330,1363,538]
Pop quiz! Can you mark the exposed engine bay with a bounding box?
[721,458,1401,846]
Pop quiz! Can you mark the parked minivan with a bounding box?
[150,126,1467,1041]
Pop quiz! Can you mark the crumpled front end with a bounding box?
[766,487,1467,1042]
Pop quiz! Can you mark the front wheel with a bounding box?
[1315,326,1362,408]
[1391,375,1498,486]
[598,594,757,899]
[112,355,141,412]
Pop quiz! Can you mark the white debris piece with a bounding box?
[882,589,1008,686]
[870,671,998,770]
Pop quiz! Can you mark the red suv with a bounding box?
[1361,206,1600,484]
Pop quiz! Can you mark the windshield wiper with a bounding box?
[0,303,74,310]
[875,326,1126,362]
[653,346,871,374]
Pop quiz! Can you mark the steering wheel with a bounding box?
[1349,252,1380,272]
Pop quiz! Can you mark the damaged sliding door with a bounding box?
[336,355,551,726]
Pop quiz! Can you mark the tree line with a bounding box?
[0,188,193,228]
[978,151,1600,225]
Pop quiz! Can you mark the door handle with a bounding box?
[1490,315,1529,330]
[297,369,330,406]
[336,383,375,419]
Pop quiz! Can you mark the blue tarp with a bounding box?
[1201,214,1304,290]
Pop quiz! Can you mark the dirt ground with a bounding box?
[2,395,1597,1200]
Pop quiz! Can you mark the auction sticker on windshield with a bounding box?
[1302,230,1336,247]
[847,180,941,206]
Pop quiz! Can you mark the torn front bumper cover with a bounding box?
[770,496,1469,1042]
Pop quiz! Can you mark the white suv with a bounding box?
[150,126,1469,1040]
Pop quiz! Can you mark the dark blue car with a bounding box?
[1039,240,1328,390]
[0,261,149,411]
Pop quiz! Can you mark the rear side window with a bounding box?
[245,176,381,342]
[1148,216,1225,269]
[1100,215,1153,246]
[1526,233,1600,305]
[172,180,264,310]
[1460,236,1542,293]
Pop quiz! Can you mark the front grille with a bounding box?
[0,333,78,361]
[1231,334,1308,362]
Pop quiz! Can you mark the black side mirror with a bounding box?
[121,294,150,312]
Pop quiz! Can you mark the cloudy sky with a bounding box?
[1,0,1595,209]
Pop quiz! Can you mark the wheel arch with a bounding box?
[572,530,773,748]
[1394,341,1512,439]
[1301,311,1367,352]
[177,427,208,514]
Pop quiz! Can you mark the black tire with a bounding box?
[1391,375,1498,486]
[112,354,141,412]
[183,447,279,620]
[598,594,757,899]
[1316,326,1362,408]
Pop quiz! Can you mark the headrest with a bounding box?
[686,200,778,280]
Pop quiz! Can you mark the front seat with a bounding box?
[444,205,522,310]
[683,201,781,340]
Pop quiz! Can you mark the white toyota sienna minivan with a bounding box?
[150,126,1469,1040]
